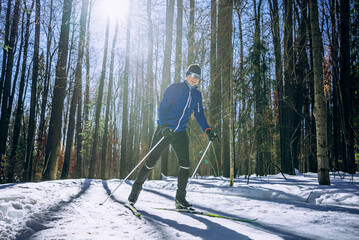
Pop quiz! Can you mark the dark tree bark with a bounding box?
[0,0,20,174]
[35,0,54,181]
[0,0,12,103]
[295,0,309,171]
[43,0,73,181]
[174,0,183,83]
[120,0,133,178]
[88,17,110,179]
[218,0,233,178]
[101,19,118,179]
[8,0,35,182]
[253,0,265,177]
[268,0,283,172]
[83,0,93,178]
[25,0,40,182]
[281,0,296,174]
[61,0,89,179]
[160,0,174,177]
[142,0,155,149]
[209,0,221,175]
[330,0,340,171]
[187,0,195,64]
[339,0,355,174]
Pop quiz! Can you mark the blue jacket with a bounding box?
[157,81,210,132]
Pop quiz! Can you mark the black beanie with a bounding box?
[186,64,201,76]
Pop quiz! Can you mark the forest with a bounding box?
[0,0,358,186]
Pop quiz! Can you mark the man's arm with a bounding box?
[158,85,174,126]
[193,95,210,132]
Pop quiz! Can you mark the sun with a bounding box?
[98,0,130,23]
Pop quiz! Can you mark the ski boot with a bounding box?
[128,185,142,205]
[175,198,193,210]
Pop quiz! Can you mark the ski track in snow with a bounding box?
[0,173,358,240]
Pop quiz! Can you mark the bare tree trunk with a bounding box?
[282,0,295,174]
[268,0,283,173]
[218,0,233,179]
[120,0,133,178]
[330,0,340,171]
[62,17,76,153]
[83,0,93,178]
[174,0,183,83]
[61,0,89,179]
[209,0,221,176]
[253,0,265,177]
[159,0,175,178]
[88,17,110,179]
[43,0,73,181]
[339,0,355,174]
[26,0,40,182]
[8,0,35,182]
[187,0,195,64]
[0,0,20,175]
[0,0,12,103]
[101,19,118,179]
[141,0,155,158]
[296,0,310,173]
[35,0,54,181]
[309,0,330,185]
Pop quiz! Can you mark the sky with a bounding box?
[1,171,358,239]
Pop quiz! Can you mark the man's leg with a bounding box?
[171,131,191,208]
[128,128,170,204]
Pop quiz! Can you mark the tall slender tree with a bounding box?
[142,0,154,151]
[209,0,221,175]
[0,0,20,172]
[35,0,54,180]
[252,0,266,176]
[83,0,93,178]
[88,17,110,179]
[25,0,40,181]
[218,0,233,179]
[61,0,89,179]
[160,0,175,177]
[282,0,295,174]
[0,0,12,103]
[339,0,355,174]
[120,0,133,178]
[268,0,283,172]
[174,0,183,83]
[8,0,35,182]
[43,0,73,181]
[309,0,330,185]
[187,0,195,65]
[101,19,118,179]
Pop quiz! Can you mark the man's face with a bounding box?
[186,73,200,87]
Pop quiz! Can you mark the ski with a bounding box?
[155,207,257,223]
[124,203,141,218]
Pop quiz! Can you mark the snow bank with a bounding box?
[0,180,85,239]
[145,172,359,207]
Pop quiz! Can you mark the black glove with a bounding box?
[206,129,218,141]
[160,124,173,137]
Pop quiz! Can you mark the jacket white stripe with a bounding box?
[174,88,191,132]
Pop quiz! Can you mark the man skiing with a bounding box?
[128,64,217,209]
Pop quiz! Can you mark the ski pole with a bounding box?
[186,141,212,190]
[100,136,165,205]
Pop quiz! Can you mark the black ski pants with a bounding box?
[132,127,190,200]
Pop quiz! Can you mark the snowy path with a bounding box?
[1,174,359,239]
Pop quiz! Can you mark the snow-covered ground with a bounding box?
[0,172,358,240]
